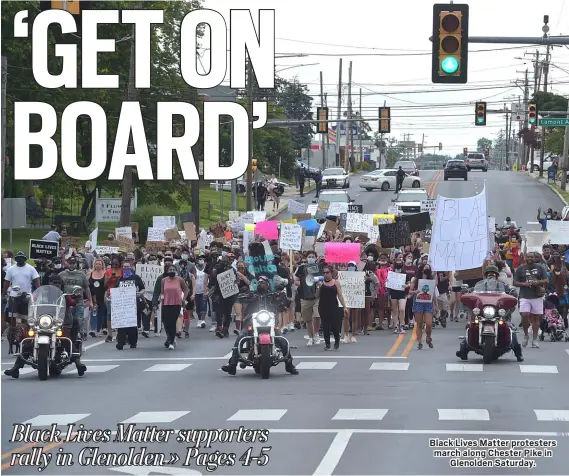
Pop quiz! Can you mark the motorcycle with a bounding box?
[457,282,520,364]
[19,284,84,380]
[235,289,295,379]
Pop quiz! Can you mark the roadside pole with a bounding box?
[561,101,569,191]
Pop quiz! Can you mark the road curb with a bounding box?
[527,172,568,206]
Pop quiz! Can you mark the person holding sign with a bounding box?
[114,261,145,350]
[316,265,349,350]
[160,264,190,350]
[409,264,438,350]
[388,255,410,334]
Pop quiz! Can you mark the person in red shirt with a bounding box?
[103,256,122,343]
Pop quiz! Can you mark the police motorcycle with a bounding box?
[234,275,296,379]
[19,284,84,380]
[456,267,523,364]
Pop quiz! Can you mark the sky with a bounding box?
[201,0,569,156]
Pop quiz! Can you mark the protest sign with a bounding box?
[416,279,436,303]
[337,271,365,308]
[325,242,360,263]
[164,228,181,241]
[386,271,406,291]
[153,216,176,229]
[423,224,432,243]
[373,214,396,225]
[110,286,137,328]
[178,211,196,225]
[401,212,431,233]
[228,211,240,221]
[254,220,279,240]
[117,236,136,252]
[547,221,569,244]
[115,226,132,239]
[288,200,306,215]
[378,221,411,248]
[368,225,380,243]
[246,241,278,291]
[217,269,239,299]
[348,204,363,213]
[328,202,349,216]
[346,213,373,233]
[306,204,318,216]
[136,263,163,298]
[89,228,98,249]
[525,231,551,253]
[315,201,331,220]
[421,199,436,221]
[183,222,197,241]
[252,211,267,223]
[430,187,489,271]
[95,246,120,255]
[147,227,165,242]
[29,240,58,259]
[279,224,302,251]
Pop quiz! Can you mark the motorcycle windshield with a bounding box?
[30,285,66,321]
[473,279,506,293]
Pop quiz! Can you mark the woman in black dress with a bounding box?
[315,264,349,350]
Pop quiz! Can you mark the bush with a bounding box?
[132,204,178,242]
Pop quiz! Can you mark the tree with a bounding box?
[533,91,569,157]
[477,137,492,151]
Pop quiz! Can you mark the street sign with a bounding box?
[538,118,569,127]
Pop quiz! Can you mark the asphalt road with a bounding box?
[1,170,568,475]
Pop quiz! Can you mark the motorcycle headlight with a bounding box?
[498,309,506,317]
[253,311,274,327]
[38,315,53,329]
[482,307,496,318]
[473,308,481,316]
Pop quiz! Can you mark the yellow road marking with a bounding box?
[386,333,405,357]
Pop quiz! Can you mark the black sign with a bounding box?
[424,224,432,243]
[401,212,431,233]
[378,221,411,248]
[178,212,195,225]
[348,204,363,213]
[29,239,59,260]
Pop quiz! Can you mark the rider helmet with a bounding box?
[484,265,499,278]
[48,273,63,288]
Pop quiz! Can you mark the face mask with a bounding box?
[424,268,431,274]
[123,269,133,278]
[307,257,316,264]
[379,260,387,265]
[167,271,176,277]
[182,254,189,260]
[149,259,157,264]
[405,259,412,265]
[55,264,62,269]
[198,260,204,266]
[15,258,26,267]
[222,251,227,257]
[367,256,374,262]
[345,240,352,243]
[395,261,403,268]
[348,266,356,272]
[555,271,561,275]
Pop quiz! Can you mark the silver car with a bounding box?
[359,169,422,192]
[391,189,430,216]
[321,167,350,189]
[466,153,488,172]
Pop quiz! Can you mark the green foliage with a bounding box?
[131,204,178,243]
[477,137,492,151]
[545,128,564,155]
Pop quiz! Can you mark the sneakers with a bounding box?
[168,344,175,350]
[307,338,314,347]
[531,340,539,348]
[334,340,340,350]
[393,327,399,334]
[313,335,321,345]
[287,323,295,332]
[349,335,358,344]
[142,331,149,338]
[209,325,216,332]
[523,335,529,347]
[342,334,350,344]
[399,327,406,334]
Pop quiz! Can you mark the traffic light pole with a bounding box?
[430,35,569,45]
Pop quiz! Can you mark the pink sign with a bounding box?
[254,220,279,240]
[324,242,360,263]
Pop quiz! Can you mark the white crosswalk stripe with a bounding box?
[227,409,287,421]
[64,365,118,374]
[23,414,90,427]
[534,410,569,421]
[445,363,483,371]
[519,365,558,373]
[144,364,192,372]
[121,411,190,424]
[438,409,490,421]
[332,409,388,420]
[369,362,409,371]
[296,362,337,369]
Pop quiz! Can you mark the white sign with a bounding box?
[368,225,380,243]
[153,216,176,229]
[147,227,165,242]
[386,271,406,291]
[547,221,569,244]
[110,286,137,328]
[228,211,240,221]
[252,211,266,223]
[430,186,489,271]
[217,269,239,299]
[136,264,163,300]
[243,230,254,252]
[96,198,134,223]
[306,204,317,216]
[387,205,399,216]
[337,271,365,309]
[279,224,303,251]
[89,228,98,249]
[288,200,306,215]
[95,246,119,255]
[524,231,551,253]
[328,202,349,216]
[416,279,436,303]
[421,199,436,220]
[346,213,373,233]
[115,226,132,239]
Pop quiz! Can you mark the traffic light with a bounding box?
[379,107,390,133]
[439,142,443,151]
[475,102,486,126]
[252,159,257,172]
[418,144,423,153]
[316,107,328,134]
[484,147,489,157]
[432,4,469,84]
[40,0,87,14]
[463,147,468,156]
[528,104,537,125]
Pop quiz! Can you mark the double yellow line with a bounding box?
[386,170,440,358]
[1,440,64,471]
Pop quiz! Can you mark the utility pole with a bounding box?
[1,56,6,202]
[523,69,530,172]
[324,93,330,167]
[359,88,363,165]
[320,71,326,170]
[230,119,236,211]
[119,28,136,226]
[335,59,342,167]
[246,60,253,211]
[191,89,200,229]
[505,103,509,171]
[561,100,569,191]
[345,61,352,172]
[539,44,550,178]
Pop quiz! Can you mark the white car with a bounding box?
[526,159,553,173]
[359,169,422,192]
[391,189,429,216]
[321,167,350,189]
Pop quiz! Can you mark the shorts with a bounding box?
[6,296,28,317]
[412,299,434,314]
[519,297,544,315]
[389,289,407,300]
[301,298,319,323]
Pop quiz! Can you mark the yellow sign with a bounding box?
[373,214,395,225]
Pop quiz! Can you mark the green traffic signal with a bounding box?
[441,56,459,74]
[477,117,484,124]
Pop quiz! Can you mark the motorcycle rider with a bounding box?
[4,273,87,378]
[456,265,523,362]
[221,276,299,376]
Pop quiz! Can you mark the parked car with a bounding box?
[526,158,554,173]
[465,153,488,172]
[359,169,421,191]
[313,190,355,204]
[321,167,350,189]
[444,160,468,181]
[391,189,429,216]
[394,160,419,176]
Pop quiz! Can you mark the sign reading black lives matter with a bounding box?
[29,240,59,259]
[378,221,411,248]
[348,204,363,213]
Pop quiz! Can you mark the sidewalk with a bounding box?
[528,171,569,206]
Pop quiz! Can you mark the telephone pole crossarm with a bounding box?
[429,35,569,45]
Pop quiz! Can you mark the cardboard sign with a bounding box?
[210,222,225,238]
[378,221,411,248]
[145,241,167,253]
[292,213,312,222]
[117,236,136,252]
[29,239,58,259]
[183,222,197,241]
[454,267,483,281]
[164,228,181,241]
